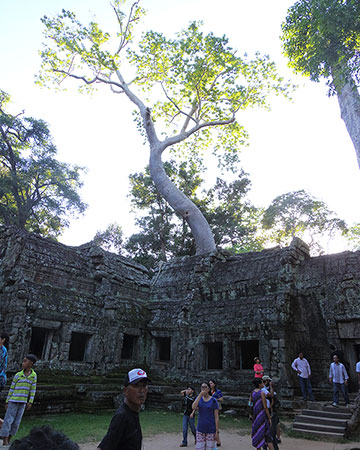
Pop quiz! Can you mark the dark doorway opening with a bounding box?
[69,332,91,361]
[235,340,259,369]
[121,334,138,360]
[156,337,171,361]
[29,327,53,360]
[205,342,223,369]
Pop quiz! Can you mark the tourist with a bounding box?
[192,382,219,450]
[356,359,360,392]
[97,368,150,450]
[254,357,264,379]
[0,354,37,447]
[261,376,273,409]
[329,354,350,407]
[0,333,9,393]
[250,378,274,450]
[291,351,314,401]
[261,376,280,450]
[179,385,197,447]
[9,425,79,449]
[209,379,223,446]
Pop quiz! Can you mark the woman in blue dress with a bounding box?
[192,382,219,450]
[209,379,223,446]
[251,378,274,450]
[0,333,9,392]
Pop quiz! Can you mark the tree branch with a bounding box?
[160,82,197,129]
[162,115,236,150]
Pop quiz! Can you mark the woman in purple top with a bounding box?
[192,382,219,450]
[251,378,274,450]
[209,379,223,446]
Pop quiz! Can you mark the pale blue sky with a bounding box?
[1,0,359,252]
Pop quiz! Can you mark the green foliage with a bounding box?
[124,160,264,268]
[37,1,146,93]
[203,177,265,253]
[281,0,360,89]
[38,1,292,172]
[262,189,347,254]
[93,223,124,253]
[345,223,360,250]
[0,90,86,237]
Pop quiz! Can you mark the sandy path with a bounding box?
[79,430,360,450]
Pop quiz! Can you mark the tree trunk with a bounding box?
[335,77,360,169]
[118,77,217,255]
[346,392,360,436]
[149,147,216,255]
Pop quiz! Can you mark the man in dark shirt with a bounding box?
[180,385,196,447]
[97,368,151,450]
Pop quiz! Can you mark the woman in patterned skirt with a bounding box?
[251,378,274,450]
[192,382,219,450]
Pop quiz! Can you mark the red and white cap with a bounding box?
[124,368,151,386]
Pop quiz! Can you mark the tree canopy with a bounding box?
[93,223,123,254]
[38,0,292,254]
[281,0,360,84]
[0,90,86,237]
[262,189,347,254]
[345,222,360,251]
[281,0,360,168]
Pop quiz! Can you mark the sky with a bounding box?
[1,0,359,253]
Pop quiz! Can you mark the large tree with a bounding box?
[38,0,291,255]
[0,90,86,237]
[262,189,347,254]
[281,0,360,168]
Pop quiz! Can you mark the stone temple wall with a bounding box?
[0,227,359,397]
[0,227,150,374]
[148,238,310,394]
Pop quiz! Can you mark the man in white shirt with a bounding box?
[261,375,273,409]
[329,354,350,407]
[291,352,314,401]
[356,360,360,392]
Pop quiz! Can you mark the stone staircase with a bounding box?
[293,406,351,437]
[293,394,357,438]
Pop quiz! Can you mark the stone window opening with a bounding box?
[69,332,93,362]
[156,337,171,361]
[235,340,259,370]
[121,334,138,360]
[29,327,53,360]
[204,342,223,370]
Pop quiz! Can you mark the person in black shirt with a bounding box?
[97,368,151,450]
[179,385,196,447]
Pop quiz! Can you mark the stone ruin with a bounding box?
[0,226,359,407]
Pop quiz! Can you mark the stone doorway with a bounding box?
[341,340,360,392]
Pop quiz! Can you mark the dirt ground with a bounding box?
[79,430,360,450]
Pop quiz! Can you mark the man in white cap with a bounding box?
[97,368,151,450]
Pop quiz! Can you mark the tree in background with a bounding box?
[345,223,360,251]
[93,223,123,254]
[262,190,347,254]
[38,0,291,255]
[203,176,264,253]
[281,0,360,168]
[0,90,86,237]
[123,160,264,268]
